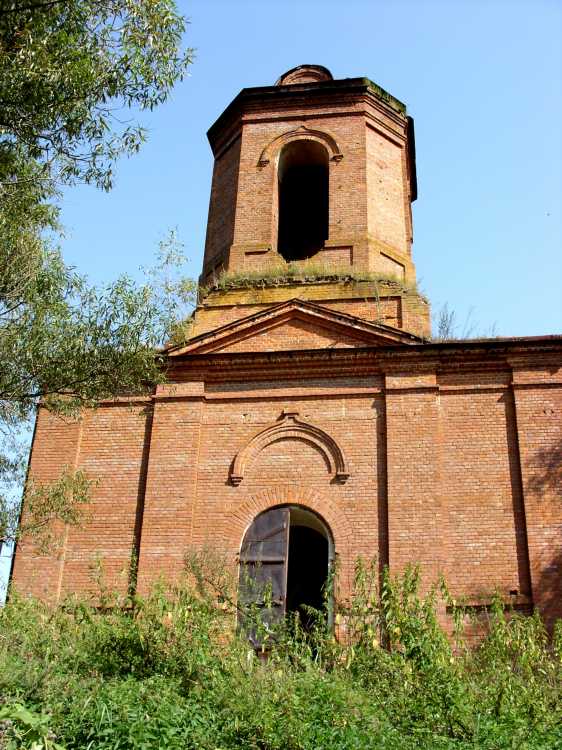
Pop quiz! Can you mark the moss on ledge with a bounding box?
[201,262,421,299]
[364,78,407,114]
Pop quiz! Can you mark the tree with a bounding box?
[432,303,498,341]
[0,0,191,190]
[0,1,194,554]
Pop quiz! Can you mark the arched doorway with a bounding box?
[277,140,329,261]
[238,505,333,643]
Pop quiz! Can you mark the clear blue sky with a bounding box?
[2,0,562,595]
[59,0,562,337]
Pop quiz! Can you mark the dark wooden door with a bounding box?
[238,507,289,647]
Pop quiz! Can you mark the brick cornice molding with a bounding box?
[508,356,562,388]
[230,411,350,486]
[207,77,407,155]
[173,335,562,365]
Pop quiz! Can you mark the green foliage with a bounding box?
[1,560,560,749]
[0,703,63,750]
[0,0,192,192]
[0,1,193,551]
[203,261,420,298]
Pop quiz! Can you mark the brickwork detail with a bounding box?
[10,66,562,637]
[230,411,349,486]
[257,125,342,167]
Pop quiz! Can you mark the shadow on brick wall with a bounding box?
[525,438,562,632]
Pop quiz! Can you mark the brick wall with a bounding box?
[511,361,562,625]
[12,402,151,600]
[10,66,561,637]
[202,75,418,285]
[366,123,410,258]
[11,343,561,633]
[10,409,82,602]
[59,403,151,598]
[202,134,241,278]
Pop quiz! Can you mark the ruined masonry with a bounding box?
[12,65,562,633]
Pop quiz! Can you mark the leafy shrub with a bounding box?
[1,560,560,749]
[0,703,62,749]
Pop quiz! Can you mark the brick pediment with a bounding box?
[167,299,423,357]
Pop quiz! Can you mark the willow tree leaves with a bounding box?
[0,1,194,550]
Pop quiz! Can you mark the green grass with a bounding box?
[201,261,420,299]
[1,560,560,749]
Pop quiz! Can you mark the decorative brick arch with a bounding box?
[257,125,343,167]
[230,411,350,486]
[226,486,353,563]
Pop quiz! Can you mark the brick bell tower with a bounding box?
[191,64,430,340]
[11,65,562,634]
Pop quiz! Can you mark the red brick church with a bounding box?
[12,65,562,631]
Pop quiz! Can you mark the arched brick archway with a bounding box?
[225,486,354,595]
[257,125,343,167]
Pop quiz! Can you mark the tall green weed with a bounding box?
[0,559,560,749]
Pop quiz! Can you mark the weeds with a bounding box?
[433,302,498,341]
[201,260,420,298]
[1,558,560,749]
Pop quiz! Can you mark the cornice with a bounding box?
[168,337,562,383]
[87,337,561,407]
[167,298,423,357]
[207,77,407,155]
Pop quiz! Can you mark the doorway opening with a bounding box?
[238,505,333,640]
[277,140,329,261]
[286,506,330,628]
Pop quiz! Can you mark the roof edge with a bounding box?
[207,76,407,150]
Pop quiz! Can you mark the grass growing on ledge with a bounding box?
[201,261,421,298]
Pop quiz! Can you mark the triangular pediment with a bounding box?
[166,299,423,357]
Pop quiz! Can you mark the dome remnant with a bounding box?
[276,65,333,86]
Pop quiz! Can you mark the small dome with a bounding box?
[276,65,333,86]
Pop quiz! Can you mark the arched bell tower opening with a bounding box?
[277,140,329,261]
[238,504,333,642]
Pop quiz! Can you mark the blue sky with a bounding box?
[58,0,562,337]
[2,0,561,593]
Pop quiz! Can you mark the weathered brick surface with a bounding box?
[386,372,441,582]
[193,283,430,340]
[203,135,241,277]
[215,318,367,352]
[10,67,562,636]
[11,409,82,602]
[11,344,562,630]
[136,398,202,592]
[201,71,418,292]
[59,404,151,598]
[511,362,562,625]
[366,124,411,260]
[12,403,151,600]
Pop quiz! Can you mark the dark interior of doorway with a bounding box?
[286,524,329,629]
[277,140,329,261]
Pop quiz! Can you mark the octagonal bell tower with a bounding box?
[194,65,429,339]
